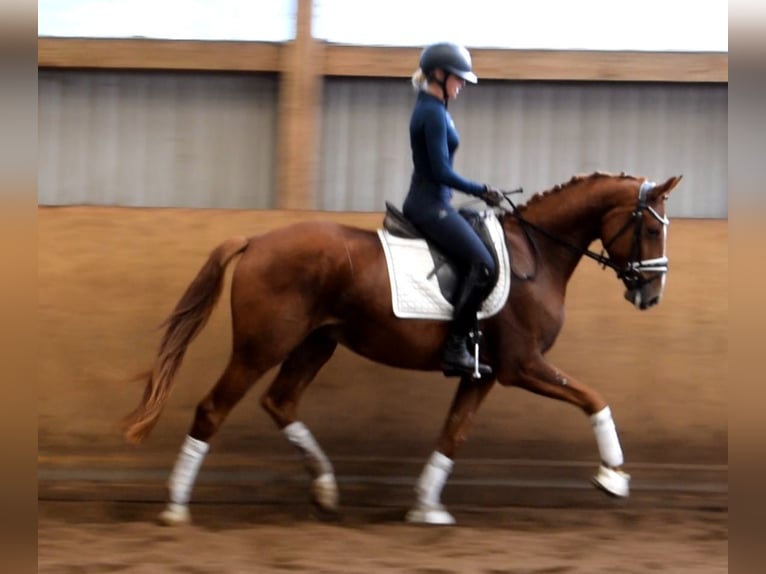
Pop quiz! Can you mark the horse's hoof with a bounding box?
[311,499,340,522]
[592,464,631,498]
[312,473,339,512]
[405,504,456,525]
[157,503,191,526]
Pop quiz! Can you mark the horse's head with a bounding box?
[600,175,682,310]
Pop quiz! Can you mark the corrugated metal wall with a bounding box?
[39,71,727,217]
[320,79,727,218]
[39,70,279,208]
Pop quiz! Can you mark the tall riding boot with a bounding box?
[440,264,493,377]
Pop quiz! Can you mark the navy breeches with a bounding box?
[403,198,495,276]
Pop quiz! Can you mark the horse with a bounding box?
[122,171,682,526]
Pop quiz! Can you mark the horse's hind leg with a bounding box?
[407,375,496,525]
[158,349,271,526]
[506,356,631,498]
[260,329,339,513]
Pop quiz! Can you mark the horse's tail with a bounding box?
[122,235,250,444]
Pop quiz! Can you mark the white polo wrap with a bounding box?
[591,406,624,468]
[168,435,210,505]
[283,421,334,477]
[415,451,454,507]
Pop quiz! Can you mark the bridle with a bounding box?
[501,180,670,290]
[598,180,670,290]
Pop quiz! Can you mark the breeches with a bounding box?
[403,201,495,277]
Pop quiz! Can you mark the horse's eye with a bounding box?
[646,228,661,238]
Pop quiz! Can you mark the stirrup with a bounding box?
[442,327,492,379]
[442,363,492,379]
[467,328,489,379]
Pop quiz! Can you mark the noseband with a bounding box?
[502,180,669,288]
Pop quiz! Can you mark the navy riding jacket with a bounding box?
[405,90,485,211]
[402,90,495,274]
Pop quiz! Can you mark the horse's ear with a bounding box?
[649,175,683,201]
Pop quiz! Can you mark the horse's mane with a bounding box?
[515,171,640,214]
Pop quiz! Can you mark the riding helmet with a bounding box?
[419,42,478,84]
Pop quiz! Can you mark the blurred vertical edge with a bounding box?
[0,2,38,574]
[730,4,765,573]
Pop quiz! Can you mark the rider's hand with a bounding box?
[481,185,504,207]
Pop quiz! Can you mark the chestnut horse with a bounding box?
[123,171,681,525]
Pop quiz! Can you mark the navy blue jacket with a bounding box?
[402,90,495,274]
[406,90,485,210]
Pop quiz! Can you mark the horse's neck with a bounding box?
[522,179,630,281]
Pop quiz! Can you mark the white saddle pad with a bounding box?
[377,211,511,320]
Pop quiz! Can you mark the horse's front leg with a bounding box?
[407,375,496,525]
[503,355,631,497]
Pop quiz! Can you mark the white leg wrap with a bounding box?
[167,435,209,505]
[591,406,624,468]
[283,421,334,477]
[415,451,454,507]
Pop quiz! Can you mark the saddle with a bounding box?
[382,202,501,305]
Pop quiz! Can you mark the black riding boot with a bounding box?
[441,263,493,377]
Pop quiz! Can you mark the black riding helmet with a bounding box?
[419,42,478,84]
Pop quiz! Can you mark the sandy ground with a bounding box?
[38,497,727,574]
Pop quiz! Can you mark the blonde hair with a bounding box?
[411,68,428,91]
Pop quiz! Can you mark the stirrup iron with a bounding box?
[469,318,488,379]
[468,331,481,379]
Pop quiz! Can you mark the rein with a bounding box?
[498,181,669,288]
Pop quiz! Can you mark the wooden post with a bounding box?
[275,0,322,209]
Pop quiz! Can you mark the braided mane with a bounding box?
[515,171,640,214]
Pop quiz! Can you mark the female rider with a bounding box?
[403,42,504,377]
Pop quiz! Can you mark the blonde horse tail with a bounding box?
[122,236,250,444]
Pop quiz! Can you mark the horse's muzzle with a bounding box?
[624,289,661,310]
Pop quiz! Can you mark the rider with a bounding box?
[402,42,504,377]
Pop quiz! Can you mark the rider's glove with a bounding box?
[480,185,504,207]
